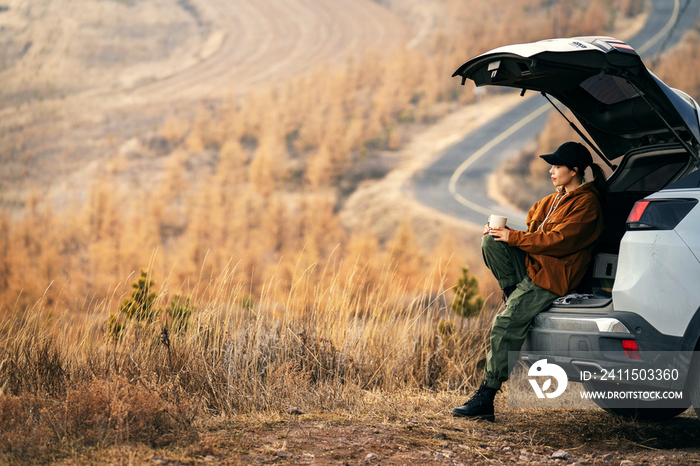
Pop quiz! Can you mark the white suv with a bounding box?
[453,37,700,420]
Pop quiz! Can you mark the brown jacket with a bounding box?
[507,182,604,296]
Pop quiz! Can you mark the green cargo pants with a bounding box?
[481,234,558,390]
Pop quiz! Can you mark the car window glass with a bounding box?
[580,75,641,105]
[626,162,686,192]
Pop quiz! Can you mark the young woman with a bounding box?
[453,141,606,422]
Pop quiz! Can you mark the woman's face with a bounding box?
[549,165,579,189]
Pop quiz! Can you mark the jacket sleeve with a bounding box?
[507,195,601,257]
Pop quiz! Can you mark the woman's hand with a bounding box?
[483,223,490,236]
[489,226,510,242]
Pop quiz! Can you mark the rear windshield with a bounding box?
[580,75,641,105]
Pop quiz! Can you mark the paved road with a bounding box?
[412,0,700,229]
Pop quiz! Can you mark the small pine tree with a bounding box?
[106,312,126,340]
[118,269,160,325]
[165,294,195,334]
[107,271,195,341]
[451,266,484,318]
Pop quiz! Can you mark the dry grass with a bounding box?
[0,260,501,463]
[8,258,696,464]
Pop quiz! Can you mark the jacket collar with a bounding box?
[562,181,600,198]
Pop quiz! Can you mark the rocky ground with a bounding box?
[52,394,700,465]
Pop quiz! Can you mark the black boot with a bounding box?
[452,381,498,422]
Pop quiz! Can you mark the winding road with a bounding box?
[126,0,410,104]
[411,0,700,229]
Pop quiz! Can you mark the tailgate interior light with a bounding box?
[622,339,641,360]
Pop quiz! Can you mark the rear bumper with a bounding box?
[520,309,686,390]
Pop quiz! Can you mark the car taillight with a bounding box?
[622,340,641,360]
[626,198,698,231]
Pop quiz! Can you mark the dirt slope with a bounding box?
[0,0,409,208]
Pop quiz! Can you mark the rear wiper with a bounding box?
[540,92,616,170]
[626,80,700,168]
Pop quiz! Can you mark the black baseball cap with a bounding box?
[539,142,593,171]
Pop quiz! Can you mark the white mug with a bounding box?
[489,214,508,229]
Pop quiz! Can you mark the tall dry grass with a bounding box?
[0,260,500,462]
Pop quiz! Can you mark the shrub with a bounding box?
[60,377,193,447]
[118,269,160,325]
[108,271,194,340]
[165,293,195,334]
[451,266,484,318]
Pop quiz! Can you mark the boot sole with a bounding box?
[451,411,495,422]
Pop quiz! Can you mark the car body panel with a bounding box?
[453,37,700,161]
[661,189,700,264]
[613,226,700,337]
